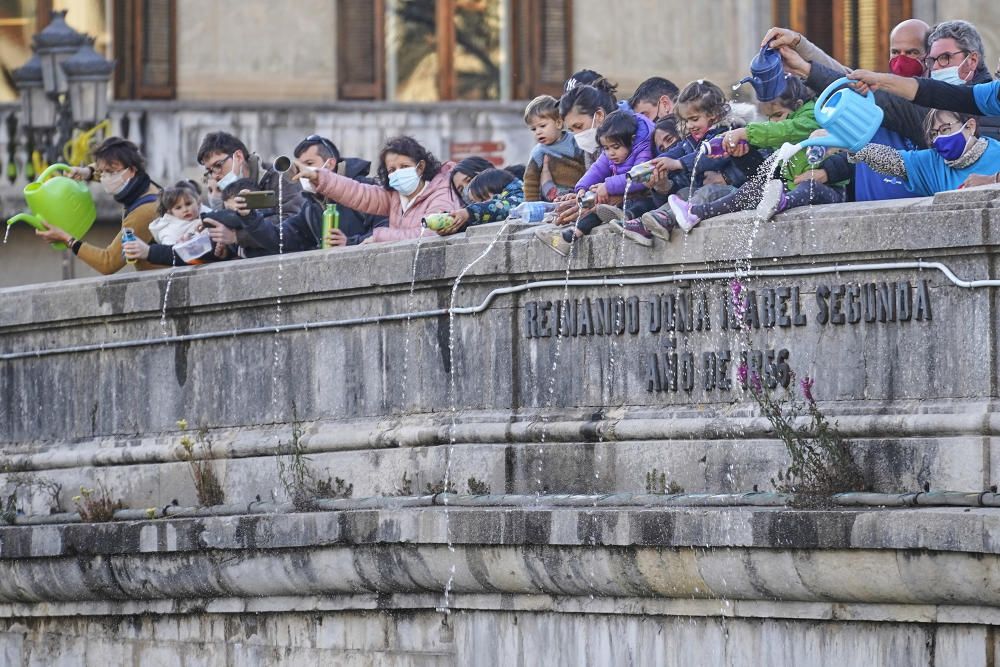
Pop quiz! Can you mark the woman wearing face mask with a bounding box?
[559,79,621,168]
[847,110,1000,196]
[297,135,458,243]
[33,136,164,274]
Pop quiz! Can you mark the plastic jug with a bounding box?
[799,77,884,152]
[736,46,786,102]
[5,163,96,251]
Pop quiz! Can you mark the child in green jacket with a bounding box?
[668,77,849,232]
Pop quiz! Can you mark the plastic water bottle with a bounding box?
[627,162,656,183]
[321,203,339,248]
[806,145,827,165]
[510,201,556,223]
[121,227,137,264]
[701,136,748,157]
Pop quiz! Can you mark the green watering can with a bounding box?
[6,163,96,251]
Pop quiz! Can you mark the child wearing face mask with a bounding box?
[535,109,654,255]
[665,77,850,236]
[522,95,586,202]
[847,109,1000,195]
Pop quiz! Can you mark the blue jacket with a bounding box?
[660,124,767,192]
[899,138,1000,196]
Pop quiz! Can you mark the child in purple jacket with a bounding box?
[535,109,654,255]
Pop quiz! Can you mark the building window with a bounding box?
[772,0,913,71]
[112,0,175,99]
[337,0,570,102]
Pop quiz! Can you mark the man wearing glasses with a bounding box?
[196,131,302,236]
[924,20,993,86]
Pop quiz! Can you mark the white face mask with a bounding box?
[100,169,130,196]
[217,154,242,190]
[573,114,600,153]
[930,55,971,85]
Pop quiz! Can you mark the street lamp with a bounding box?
[62,37,116,128]
[32,10,85,99]
[11,10,115,164]
[10,55,55,131]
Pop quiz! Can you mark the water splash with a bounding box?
[400,228,428,410]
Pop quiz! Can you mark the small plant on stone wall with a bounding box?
[177,420,226,508]
[425,477,457,495]
[644,468,684,495]
[466,476,491,495]
[73,482,124,522]
[2,471,64,515]
[277,415,353,511]
[740,365,865,504]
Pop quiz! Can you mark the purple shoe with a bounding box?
[667,194,700,232]
[611,218,654,246]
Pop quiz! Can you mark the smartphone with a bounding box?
[241,190,277,209]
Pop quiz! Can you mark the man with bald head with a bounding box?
[763,19,932,201]
[888,19,930,77]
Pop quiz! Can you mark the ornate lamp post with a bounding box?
[11,10,115,165]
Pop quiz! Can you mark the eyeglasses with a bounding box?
[928,122,956,141]
[924,50,968,68]
[202,154,233,177]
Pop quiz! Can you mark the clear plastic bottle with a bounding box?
[806,145,827,165]
[121,227,137,264]
[510,201,557,223]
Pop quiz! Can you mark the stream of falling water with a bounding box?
[159,252,179,336]
[271,178,285,415]
[537,205,585,497]
[3,225,11,244]
[438,219,512,613]
[400,228,428,410]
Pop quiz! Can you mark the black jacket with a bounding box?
[806,62,930,149]
[239,157,388,254]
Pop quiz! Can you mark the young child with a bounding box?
[622,79,767,243]
[535,109,654,255]
[439,168,524,235]
[149,186,202,245]
[667,77,849,233]
[523,95,586,202]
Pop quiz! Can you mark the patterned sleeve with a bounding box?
[848,144,907,178]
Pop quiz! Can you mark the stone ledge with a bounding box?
[2,506,1000,606]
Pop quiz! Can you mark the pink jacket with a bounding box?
[315,161,459,242]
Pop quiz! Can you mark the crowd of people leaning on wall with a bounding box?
[28,18,1000,272]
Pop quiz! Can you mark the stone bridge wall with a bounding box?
[2,187,1000,665]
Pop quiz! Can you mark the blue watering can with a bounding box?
[736,46,786,102]
[799,77,884,152]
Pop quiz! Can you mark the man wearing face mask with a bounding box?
[196,131,302,222]
[33,137,164,274]
[239,135,387,253]
[764,21,931,202]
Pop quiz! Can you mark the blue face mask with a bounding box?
[388,166,421,196]
[932,122,969,161]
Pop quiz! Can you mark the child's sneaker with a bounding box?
[641,206,676,242]
[534,226,574,257]
[756,178,788,221]
[595,203,625,224]
[611,218,654,247]
[667,194,700,232]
